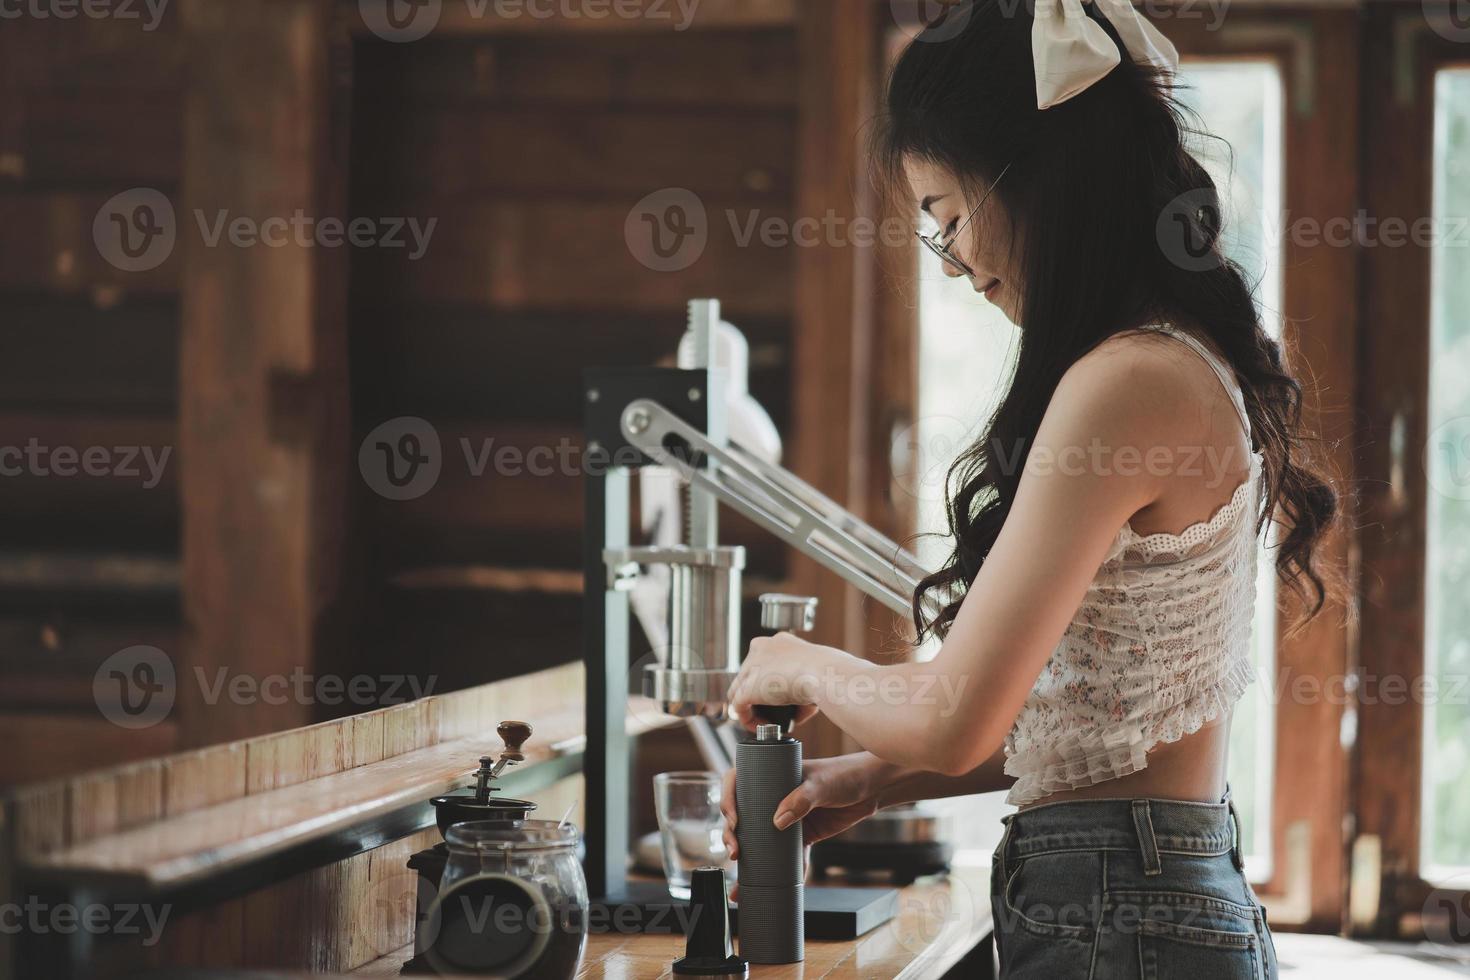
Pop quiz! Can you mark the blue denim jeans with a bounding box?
[990,793,1278,979]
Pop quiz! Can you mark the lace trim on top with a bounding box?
[1113,451,1263,563]
[1002,325,1263,807]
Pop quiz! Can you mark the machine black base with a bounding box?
[588,882,900,940]
[810,839,955,886]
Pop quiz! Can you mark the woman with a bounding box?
[721,1,1338,976]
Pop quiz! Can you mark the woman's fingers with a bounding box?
[729,701,758,732]
[720,768,737,826]
[721,767,739,860]
[772,782,817,831]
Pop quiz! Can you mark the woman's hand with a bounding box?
[727,632,860,732]
[720,753,890,895]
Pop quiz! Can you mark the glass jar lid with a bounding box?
[445,818,579,854]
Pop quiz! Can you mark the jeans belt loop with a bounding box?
[996,814,1016,883]
[1131,799,1163,876]
[1228,796,1247,871]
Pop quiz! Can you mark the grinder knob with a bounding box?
[754,706,798,732]
[496,720,533,761]
[757,594,818,633]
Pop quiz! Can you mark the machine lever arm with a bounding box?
[618,398,942,623]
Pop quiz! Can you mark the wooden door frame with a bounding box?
[178,0,356,747]
[787,0,886,760]
[1355,0,1470,939]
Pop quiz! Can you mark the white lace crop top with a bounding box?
[1002,325,1265,807]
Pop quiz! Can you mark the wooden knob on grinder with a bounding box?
[496,720,533,760]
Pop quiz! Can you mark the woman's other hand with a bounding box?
[720,752,887,880]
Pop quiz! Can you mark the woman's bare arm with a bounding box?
[872,745,1014,809]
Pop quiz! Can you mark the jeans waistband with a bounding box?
[998,792,1244,875]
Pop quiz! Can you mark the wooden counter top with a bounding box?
[351,866,994,980]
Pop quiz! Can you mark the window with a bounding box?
[1421,67,1470,882]
[1175,60,1285,882]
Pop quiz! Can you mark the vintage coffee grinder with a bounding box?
[403,721,540,973]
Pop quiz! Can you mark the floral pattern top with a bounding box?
[1003,325,1264,807]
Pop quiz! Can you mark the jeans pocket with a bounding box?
[1003,851,1100,940]
[1113,891,1261,980]
[996,851,1099,978]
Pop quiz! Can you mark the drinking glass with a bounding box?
[653,771,734,900]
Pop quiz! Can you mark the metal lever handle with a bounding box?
[758,594,818,633]
[617,398,939,621]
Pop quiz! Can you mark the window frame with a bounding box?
[1355,1,1470,935]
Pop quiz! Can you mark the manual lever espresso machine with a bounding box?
[582,299,945,942]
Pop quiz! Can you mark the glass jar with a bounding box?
[425,820,588,979]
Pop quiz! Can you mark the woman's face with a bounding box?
[904,156,1022,322]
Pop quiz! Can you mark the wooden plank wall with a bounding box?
[0,7,809,783]
[345,26,804,686]
[0,2,188,781]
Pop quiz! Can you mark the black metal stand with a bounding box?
[579,366,902,942]
[582,367,709,916]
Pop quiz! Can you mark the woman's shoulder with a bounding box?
[1051,326,1228,445]
[1044,325,1253,504]
[1074,325,1218,385]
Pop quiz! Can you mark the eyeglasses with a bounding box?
[915,161,1014,278]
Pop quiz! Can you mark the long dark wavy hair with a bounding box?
[883,0,1340,640]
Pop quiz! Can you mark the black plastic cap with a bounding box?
[672,867,748,978]
[754,704,798,732]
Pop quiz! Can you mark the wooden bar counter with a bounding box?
[115,870,994,979]
[3,661,993,979]
[355,867,996,980]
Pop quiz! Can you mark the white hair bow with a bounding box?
[1032,0,1179,110]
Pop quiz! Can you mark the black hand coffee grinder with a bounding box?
[734,594,818,966]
